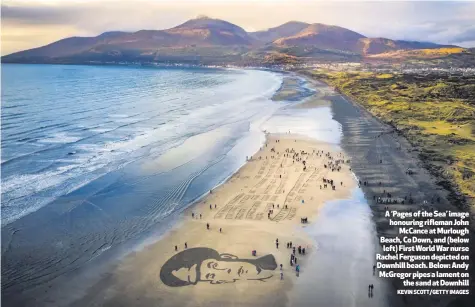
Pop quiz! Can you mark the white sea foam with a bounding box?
[261,106,342,144]
[39,132,82,144]
[1,67,286,225]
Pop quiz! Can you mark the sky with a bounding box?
[2,0,475,55]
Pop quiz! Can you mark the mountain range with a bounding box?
[2,16,469,65]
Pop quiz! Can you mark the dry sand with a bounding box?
[73,135,357,307]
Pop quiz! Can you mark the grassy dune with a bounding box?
[366,47,467,59]
[310,70,475,208]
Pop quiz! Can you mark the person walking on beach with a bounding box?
[280,264,283,271]
[220,228,222,233]
[206,223,210,230]
[192,212,195,218]
[373,264,376,275]
[184,242,187,249]
[200,214,202,219]
[280,271,284,280]
[175,245,178,252]
[210,204,212,210]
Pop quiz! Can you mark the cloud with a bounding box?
[2,4,77,25]
[2,0,475,55]
[448,27,475,44]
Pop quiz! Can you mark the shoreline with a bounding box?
[67,71,396,305]
[313,74,475,307]
[7,67,470,306]
[2,65,283,306]
[71,132,361,307]
[300,70,473,213]
[6,68,391,307]
[2,67,333,307]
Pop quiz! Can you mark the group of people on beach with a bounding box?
[175,242,188,251]
[320,177,339,190]
[267,204,289,219]
[174,139,355,285]
[191,212,202,219]
[274,239,306,279]
[289,244,305,276]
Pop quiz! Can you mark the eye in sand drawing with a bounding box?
[160,247,277,287]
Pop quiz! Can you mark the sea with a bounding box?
[1,64,343,299]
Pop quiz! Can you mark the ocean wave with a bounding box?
[1,66,284,226]
[39,132,83,144]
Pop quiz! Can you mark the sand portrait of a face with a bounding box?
[160,247,277,286]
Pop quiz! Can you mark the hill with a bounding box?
[273,23,366,53]
[251,21,310,43]
[273,25,456,55]
[365,47,467,59]
[357,38,454,55]
[2,16,255,64]
[2,17,462,65]
[165,16,255,46]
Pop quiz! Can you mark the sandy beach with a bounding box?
[70,75,473,307]
[71,133,357,306]
[6,72,471,307]
[65,75,398,307]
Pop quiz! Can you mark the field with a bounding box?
[309,70,475,208]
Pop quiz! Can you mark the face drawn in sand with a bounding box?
[160,247,277,287]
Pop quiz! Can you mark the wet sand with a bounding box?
[328,85,475,307]
[71,134,358,307]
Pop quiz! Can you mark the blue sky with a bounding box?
[2,0,475,55]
